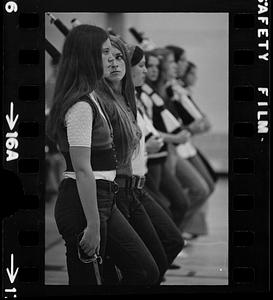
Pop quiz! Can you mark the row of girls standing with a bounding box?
[46,24,185,285]
[140,46,218,239]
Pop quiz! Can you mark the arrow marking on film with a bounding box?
[6,254,19,284]
[6,102,19,131]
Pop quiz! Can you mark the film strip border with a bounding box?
[2,1,270,296]
[229,5,270,292]
[3,2,45,299]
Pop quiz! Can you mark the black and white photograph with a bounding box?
[45,12,228,286]
[2,1,271,296]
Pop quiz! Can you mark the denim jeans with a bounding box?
[174,155,211,231]
[188,154,215,194]
[145,166,173,217]
[54,178,159,285]
[115,187,169,282]
[133,188,184,265]
[148,162,190,227]
[181,153,216,235]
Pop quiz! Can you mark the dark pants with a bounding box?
[133,188,184,265]
[115,187,169,282]
[147,162,190,227]
[54,178,159,285]
[181,154,216,235]
[188,154,215,194]
[174,156,211,232]
[145,170,173,217]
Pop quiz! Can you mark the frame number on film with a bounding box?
[5,1,18,13]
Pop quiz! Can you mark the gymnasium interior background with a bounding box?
[45,12,228,176]
[45,12,229,285]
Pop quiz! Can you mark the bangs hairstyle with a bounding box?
[95,36,141,167]
[46,24,108,143]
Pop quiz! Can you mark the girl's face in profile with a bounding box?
[146,56,159,82]
[131,57,147,87]
[105,46,126,83]
[101,38,114,77]
[177,52,188,78]
[165,53,177,80]
[185,67,197,87]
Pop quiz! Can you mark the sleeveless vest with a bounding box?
[56,94,117,172]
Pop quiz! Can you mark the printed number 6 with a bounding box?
[5,1,18,13]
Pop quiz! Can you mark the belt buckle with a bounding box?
[112,181,119,194]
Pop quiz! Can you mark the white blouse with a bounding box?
[131,111,148,176]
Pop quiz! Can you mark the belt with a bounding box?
[96,179,119,194]
[115,175,146,190]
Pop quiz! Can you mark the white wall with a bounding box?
[123,13,228,134]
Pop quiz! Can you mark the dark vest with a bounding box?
[56,94,117,172]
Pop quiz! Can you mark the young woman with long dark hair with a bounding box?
[94,36,169,284]
[46,25,159,285]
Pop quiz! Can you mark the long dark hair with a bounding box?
[46,24,109,143]
[95,36,141,167]
[109,35,137,118]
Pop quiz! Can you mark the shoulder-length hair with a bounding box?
[95,36,141,167]
[46,24,109,143]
